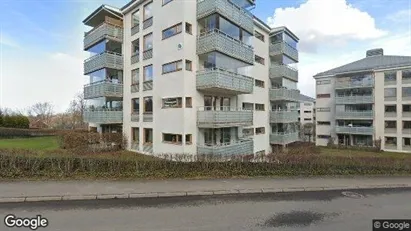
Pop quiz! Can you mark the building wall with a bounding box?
[315,77,335,146]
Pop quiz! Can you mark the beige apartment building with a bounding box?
[314,48,411,152]
[82,0,301,156]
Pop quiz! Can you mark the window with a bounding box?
[162,60,183,74]
[143,2,153,21]
[385,136,397,145]
[318,121,331,125]
[304,103,312,106]
[131,10,139,28]
[185,22,192,34]
[317,135,331,139]
[162,97,182,108]
[143,65,153,81]
[132,39,140,55]
[385,121,396,129]
[185,134,192,145]
[144,97,153,113]
[304,110,312,113]
[304,118,312,121]
[144,128,153,144]
[317,94,330,98]
[143,33,153,51]
[402,87,411,97]
[402,70,411,80]
[403,121,411,129]
[163,133,182,144]
[185,60,192,71]
[132,128,139,142]
[317,107,330,112]
[384,88,396,97]
[404,137,411,146]
[384,71,397,82]
[242,128,254,136]
[185,97,192,108]
[255,104,265,111]
[254,30,264,42]
[255,127,265,135]
[385,105,396,112]
[317,79,331,85]
[255,55,265,65]
[132,98,139,112]
[403,105,411,112]
[162,23,182,39]
[131,68,139,84]
[163,0,173,5]
[255,79,264,88]
[243,103,253,110]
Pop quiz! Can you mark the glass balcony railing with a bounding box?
[84,23,123,50]
[270,110,299,123]
[270,132,299,145]
[335,111,374,119]
[269,88,300,102]
[335,81,374,89]
[83,108,123,124]
[84,51,123,75]
[269,64,298,82]
[197,106,253,128]
[335,95,374,104]
[84,80,123,99]
[269,41,298,62]
[196,68,253,95]
[336,126,374,135]
[197,139,253,156]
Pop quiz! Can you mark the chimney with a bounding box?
[366,48,384,57]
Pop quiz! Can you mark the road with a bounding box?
[1,188,410,231]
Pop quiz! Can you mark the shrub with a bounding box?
[0,127,59,138]
[1,115,29,129]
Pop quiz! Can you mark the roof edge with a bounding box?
[270,26,299,41]
[83,5,122,25]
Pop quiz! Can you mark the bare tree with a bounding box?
[27,102,54,126]
[66,92,86,129]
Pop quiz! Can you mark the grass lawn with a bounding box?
[0,136,59,151]
[319,147,411,159]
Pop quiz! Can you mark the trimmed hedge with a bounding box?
[0,115,29,129]
[0,127,88,139]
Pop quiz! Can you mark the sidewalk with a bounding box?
[1,176,410,203]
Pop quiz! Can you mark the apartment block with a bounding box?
[298,94,315,142]
[82,0,301,156]
[313,48,411,152]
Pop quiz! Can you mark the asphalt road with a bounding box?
[1,188,411,231]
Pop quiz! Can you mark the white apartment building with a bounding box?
[82,0,301,156]
[298,94,315,125]
[314,48,411,152]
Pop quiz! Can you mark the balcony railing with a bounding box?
[269,41,298,62]
[270,132,299,145]
[270,111,299,123]
[384,80,397,86]
[143,17,153,30]
[197,139,253,156]
[402,96,411,101]
[131,24,140,36]
[402,128,411,135]
[385,128,397,134]
[131,112,139,122]
[84,51,123,75]
[335,81,374,89]
[131,83,139,93]
[83,108,123,124]
[143,80,153,91]
[384,96,397,101]
[143,112,153,122]
[384,112,397,118]
[143,143,153,153]
[335,111,374,119]
[197,107,253,128]
[196,68,253,95]
[269,88,300,102]
[197,29,254,65]
[335,95,374,104]
[403,78,411,84]
[384,143,397,150]
[403,112,411,118]
[84,23,123,50]
[197,0,254,33]
[336,126,374,135]
[83,80,123,99]
[143,49,153,60]
[131,53,139,64]
[269,64,298,82]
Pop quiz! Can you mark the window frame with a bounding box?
[255,79,265,88]
[162,60,183,74]
[185,60,192,71]
[254,55,265,65]
[185,22,192,35]
[185,97,192,108]
[162,22,182,40]
[185,134,192,145]
[255,127,265,135]
[163,133,183,145]
[255,103,265,111]
[254,30,265,42]
[143,1,153,21]
[143,65,153,81]
[162,97,183,109]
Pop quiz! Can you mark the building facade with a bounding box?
[313,48,411,152]
[298,94,315,142]
[82,0,301,156]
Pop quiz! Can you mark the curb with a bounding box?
[0,184,410,204]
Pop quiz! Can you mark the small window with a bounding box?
[162,60,183,74]
[316,79,331,85]
[143,65,153,81]
[144,97,153,113]
[403,137,411,146]
[163,0,173,5]
[243,103,253,110]
[304,110,312,113]
[185,22,192,35]
[384,88,397,97]
[242,128,254,136]
[185,134,192,145]
[317,135,331,139]
[255,127,265,135]
[317,107,330,112]
[255,55,265,65]
[131,68,139,84]
[304,103,311,106]
[385,105,396,112]
[162,23,182,40]
[254,31,264,42]
[162,97,183,108]
[185,97,192,108]
[163,133,182,144]
[403,87,411,97]
[317,94,330,98]
[255,104,264,111]
[185,60,192,71]
[132,127,139,142]
[144,128,153,144]
[132,98,139,112]
[318,121,331,125]
[304,118,312,121]
[384,71,397,82]
[255,79,264,88]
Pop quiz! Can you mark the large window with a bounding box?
[162,97,182,108]
[402,70,411,80]
[384,72,397,82]
[255,55,265,65]
[144,97,153,113]
[162,23,182,39]
[385,121,396,129]
[144,128,153,144]
[131,10,139,28]
[143,33,153,51]
[384,88,397,97]
[317,79,331,85]
[132,98,139,112]
[402,87,411,97]
[385,105,396,112]
[254,30,264,42]
[283,33,297,49]
[219,17,240,41]
[132,128,139,142]
[143,65,153,81]
[162,60,183,74]
[163,133,183,144]
[143,2,153,21]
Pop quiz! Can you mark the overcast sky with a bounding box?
[1,0,410,113]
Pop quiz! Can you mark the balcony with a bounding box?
[84,51,123,75]
[269,88,300,102]
[83,80,123,99]
[336,126,374,135]
[197,29,254,65]
[269,64,298,82]
[335,111,374,119]
[270,132,299,145]
[131,53,139,64]
[269,42,298,62]
[197,107,253,128]
[335,95,374,104]
[143,80,153,91]
[143,49,153,60]
[197,0,254,33]
[197,139,253,156]
[335,81,374,89]
[84,23,123,50]
[196,68,253,95]
[270,111,299,123]
[83,108,123,124]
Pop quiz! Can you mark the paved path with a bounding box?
[0,176,410,203]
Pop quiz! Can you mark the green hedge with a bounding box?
[0,115,29,129]
[0,127,59,138]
